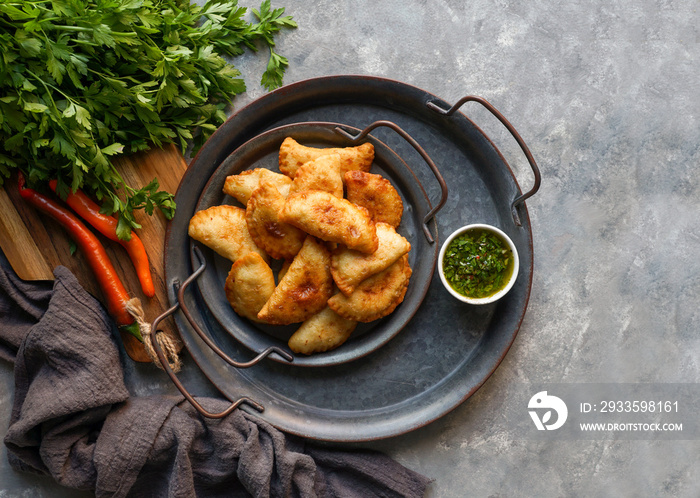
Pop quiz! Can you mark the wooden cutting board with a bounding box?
[0,144,188,363]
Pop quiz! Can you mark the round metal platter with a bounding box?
[192,122,438,367]
[164,75,534,442]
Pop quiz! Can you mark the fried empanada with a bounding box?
[279,137,374,178]
[279,190,379,254]
[225,253,276,322]
[188,205,267,262]
[327,255,411,322]
[331,222,411,295]
[257,236,333,325]
[223,168,292,205]
[288,153,343,198]
[344,171,404,227]
[288,306,357,354]
[246,182,306,260]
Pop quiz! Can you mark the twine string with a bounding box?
[126,298,182,373]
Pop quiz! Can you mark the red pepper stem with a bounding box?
[120,322,144,342]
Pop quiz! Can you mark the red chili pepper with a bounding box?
[18,173,142,340]
[48,179,155,298]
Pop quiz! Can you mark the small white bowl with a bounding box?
[438,224,519,305]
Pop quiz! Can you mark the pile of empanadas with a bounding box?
[188,137,412,355]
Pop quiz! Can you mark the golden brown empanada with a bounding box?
[288,153,344,198]
[257,236,333,325]
[279,137,374,178]
[327,255,411,322]
[224,253,276,322]
[188,205,267,262]
[288,306,357,354]
[331,222,411,295]
[245,182,306,260]
[344,170,404,227]
[279,190,379,254]
[223,168,292,205]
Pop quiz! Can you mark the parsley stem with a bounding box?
[25,69,78,106]
[48,25,138,37]
[51,25,92,32]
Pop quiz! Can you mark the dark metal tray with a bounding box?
[161,75,539,442]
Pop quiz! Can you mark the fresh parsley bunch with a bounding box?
[0,0,296,238]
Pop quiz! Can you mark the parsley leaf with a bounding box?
[0,0,296,238]
[261,49,290,91]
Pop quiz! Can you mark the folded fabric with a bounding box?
[0,256,430,497]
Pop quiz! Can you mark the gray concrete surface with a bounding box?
[2,0,699,496]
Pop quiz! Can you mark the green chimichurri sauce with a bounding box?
[442,228,514,299]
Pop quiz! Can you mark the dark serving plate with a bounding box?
[192,122,442,367]
[161,75,540,442]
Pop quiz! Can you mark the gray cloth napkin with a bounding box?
[0,257,430,497]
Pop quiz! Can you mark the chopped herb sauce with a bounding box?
[442,228,514,299]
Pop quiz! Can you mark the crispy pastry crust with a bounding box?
[224,253,276,322]
[257,236,333,325]
[188,205,267,262]
[245,182,306,260]
[327,255,412,322]
[279,190,379,254]
[223,168,292,205]
[331,222,411,295]
[344,170,403,227]
[288,306,357,354]
[279,137,374,178]
[289,153,344,198]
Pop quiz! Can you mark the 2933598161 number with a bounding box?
[600,400,679,413]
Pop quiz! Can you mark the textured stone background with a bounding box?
[2,0,699,496]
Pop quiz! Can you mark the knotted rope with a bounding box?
[126,298,182,373]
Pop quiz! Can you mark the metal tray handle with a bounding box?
[335,120,448,243]
[149,246,293,418]
[426,96,541,227]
